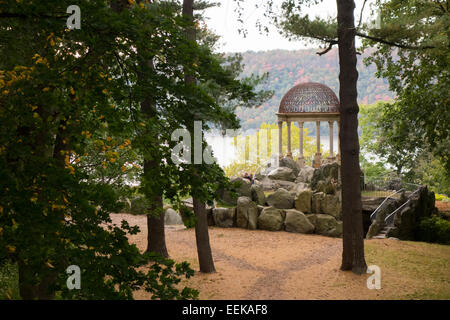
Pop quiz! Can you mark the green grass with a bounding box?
[362,190,401,198]
[365,241,450,299]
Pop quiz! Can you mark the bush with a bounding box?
[436,194,450,202]
[417,216,450,245]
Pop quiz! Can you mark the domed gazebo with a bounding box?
[277,82,340,168]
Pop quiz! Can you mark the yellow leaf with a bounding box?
[42,87,50,92]
[70,87,75,95]
[6,245,15,253]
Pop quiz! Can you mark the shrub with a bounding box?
[417,216,450,245]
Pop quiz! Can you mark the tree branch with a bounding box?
[316,40,338,56]
[356,32,435,50]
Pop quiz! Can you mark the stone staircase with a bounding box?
[372,226,390,239]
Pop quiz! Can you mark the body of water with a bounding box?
[206,134,339,168]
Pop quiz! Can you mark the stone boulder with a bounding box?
[268,167,296,182]
[306,214,342,237]
[284,209,314,234]
[236,197,258,230]
[218,177,252,205]
[266,188,295,209]
[251,184,266,206]
[311,162,340,194]
[206,208,215,226]
[213,207,236,228]
[279,157,300,177]
[296,166,315,184]
[164,208,183,225]
[295,188,312,213]
[258,207,284,231]
[311,192,325,213]
[386,186,437,240]
[322,194,341,219]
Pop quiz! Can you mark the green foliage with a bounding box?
[362,0,450,173]
[0,0,208,300]
[0,260,20,300]
[359,103,450,195]
[179,205,198,229]
[417,216,450,245]
[436,194,450,202]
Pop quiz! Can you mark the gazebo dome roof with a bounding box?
[278,82,340,114]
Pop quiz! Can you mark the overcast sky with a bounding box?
[203,0,377,52]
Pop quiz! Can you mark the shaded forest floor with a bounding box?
[111,214,450,300]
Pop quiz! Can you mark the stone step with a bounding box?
[372,234,387,239]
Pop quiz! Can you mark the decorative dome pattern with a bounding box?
[278,82,340,113]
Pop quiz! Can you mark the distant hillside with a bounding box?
[235,48,394,133]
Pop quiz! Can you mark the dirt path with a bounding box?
[110,213,450,300]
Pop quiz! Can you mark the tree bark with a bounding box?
[336,0,367,274]
[183,0,216,273]
[129,0,169,258]
[193,198,216,273]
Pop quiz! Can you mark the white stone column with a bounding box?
[328,120,335,162]
[314,121,322,168]
[278,121,283,159]
[286,121,292,158]
[337,120,341,164]
[297,121,305,167]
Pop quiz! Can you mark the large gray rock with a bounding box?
[279,157,300,177]
[258,177,279,191]
[311,163,340,194]
[258,207,284,231]
[213,207,236,228]
[284,209,314,234]
[322,194,341,219]
[218,177,252,205]
[268,167,296,182]
[236,197,258,230]
[273,180,297,191]
[295,188,312,213]
[266,188,295,209]
[251,184,266,206]
[164,208,183,225]
[296,166,315,184]
[206,208,215,226]
[306,214,342,237]
[311,192,325,213]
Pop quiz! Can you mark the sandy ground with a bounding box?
[436,201,450,213]
[110,213,450,300]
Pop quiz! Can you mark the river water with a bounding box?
[205,134,339,168]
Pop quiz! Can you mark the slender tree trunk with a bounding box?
[193,198,216,273]
[336,0,367,274]
[183,0,216,273]
[128,0,168,258]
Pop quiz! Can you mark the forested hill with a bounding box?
[236,48,394,131]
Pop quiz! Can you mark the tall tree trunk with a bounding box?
[183,0,216,273]
[129,0,168,258]
[336,0,367,274]
[193,198,216,273]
